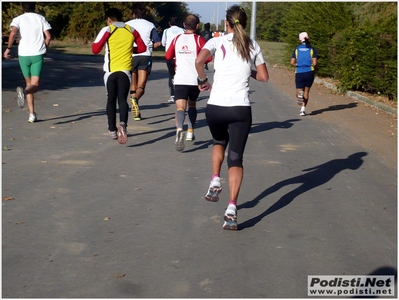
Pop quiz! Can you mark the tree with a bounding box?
[244,2,291,42]
[155,2,189,30]
[331,2,397,99]
[280,2,355,77]
[2,2,22,38]
[3,2,189,42]
[66,2,109,42]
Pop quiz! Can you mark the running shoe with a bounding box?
[205,177,222,202]
[297,90,304,105]
[168,96,175,103]
[222,204,238,230]
[109,130,118,140]
[130,97,141,121]
[117,122,128,144]
[300,107,306,116]
[186,131,195,141]
[175,129,185,151]
[16,86,26,108]
[28,113,37,123]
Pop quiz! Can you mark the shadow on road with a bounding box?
[128,117,211,150]
[43,110,106,125]
[251,119,300,133]
[238,152,368,230]
[309,103,358,116]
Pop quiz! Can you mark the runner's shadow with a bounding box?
[251,119,300,133]
[309,103,357,116]
[128,109,209,148]
[238,152,367,230]
[127,126,176,147]
[183,140,213,152]
[42,110,106,124]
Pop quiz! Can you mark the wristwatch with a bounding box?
[197,76,208,85]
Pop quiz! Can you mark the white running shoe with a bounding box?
[223,204,237,230]
[297,90,304,105]
[168,96,175,103]
[175,129,185,151]
[117,122,128,144]
[16,86,26,108]
[28,113,37,123]
[300,107,306,116]
[186,131,195,141]
[205,177,222,202]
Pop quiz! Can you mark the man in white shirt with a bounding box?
[126,3,161,121]
[3,2,51,123]
[165,14,211,151]
[161,16,185,103]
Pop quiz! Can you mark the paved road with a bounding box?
[2,54,397,298]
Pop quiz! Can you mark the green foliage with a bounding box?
[155,2,189,29]
[2,2,189,42]
[331,5,397,100]
[244,2,291,42]
[260,1,397,100]
[40,2,75,38]
[2,2,23,35]
[352,2,396,26]
[2,2,74,39]
[280,2,354,77]
[66,2,107,42]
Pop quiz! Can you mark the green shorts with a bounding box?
[19,55,44,78]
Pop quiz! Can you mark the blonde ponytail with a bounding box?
[226,5,253,62]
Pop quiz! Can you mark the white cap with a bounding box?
[299,32,309,42]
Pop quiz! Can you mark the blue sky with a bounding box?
[187,1,240,25]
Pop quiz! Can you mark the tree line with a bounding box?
[2,2,397,100]
[2,2,190,41]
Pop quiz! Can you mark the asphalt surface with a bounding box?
[2,54,397,298]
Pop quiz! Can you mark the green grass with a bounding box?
[257,41,289,67]
[46,39,94,55]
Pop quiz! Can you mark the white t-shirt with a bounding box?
[204,32,265,107]
[162,25,185,52]
[126,18,159,57]
[167,33,205,86]
[11,12,52,56]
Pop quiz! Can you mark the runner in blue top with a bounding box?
[290,32,318,116]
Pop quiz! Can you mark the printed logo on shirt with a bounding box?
[178,45,193,55]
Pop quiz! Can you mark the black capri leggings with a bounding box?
[105,71,130,131]
[205,104,252,169]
